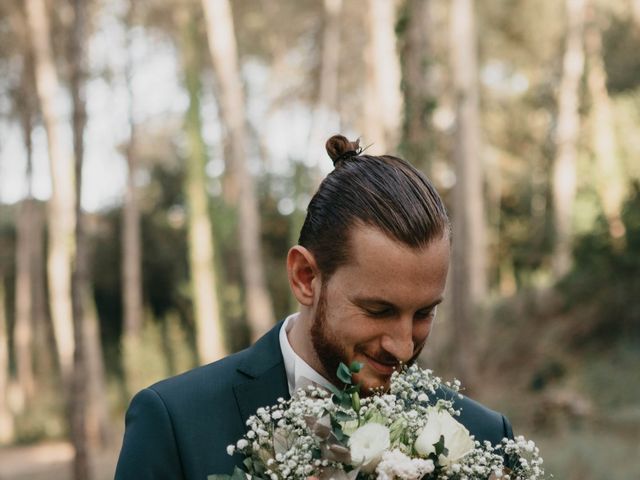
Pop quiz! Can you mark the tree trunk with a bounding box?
[201,0,275,341]
[304,0,343,186]
[632,0,640,27]
[68,0,91,476]
[14,199,36,401]
[83,287,112,448]
[363,0,404,153]
[401,0,435,173]
[585,2,626,244]
[15,194,36,404]
[122,0,144,395]
[25,0,76,385]
[552,0,586,278]
[0,272,14,445]
[450,0,484,389]
[30,202,54,382]
[181,8,226,364]
[14,41,37,403]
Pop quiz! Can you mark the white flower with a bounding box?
[226,445,235,455]
[348,423,390,473]
[376,449,434,480]
[236,439,249,450]
[414,407,475,466]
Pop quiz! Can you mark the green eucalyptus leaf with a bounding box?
[335,411,355,422]
[434,435,448,458]
[337,363,353,384]
[231,466,248,480]
[340,394,353,409]
[327,384,342,397]
[345,385,360,394]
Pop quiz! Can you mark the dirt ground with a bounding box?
[0,442,119,480]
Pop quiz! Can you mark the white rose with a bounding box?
[348,423,391,473]
[414,407,475,466]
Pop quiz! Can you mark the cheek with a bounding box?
[413,320,433,342]
[340,317,380,349]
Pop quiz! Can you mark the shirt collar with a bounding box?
[279,313,333,394]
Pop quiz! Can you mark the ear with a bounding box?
[287,246,319,307]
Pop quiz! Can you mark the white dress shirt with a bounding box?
[279,313,333,394]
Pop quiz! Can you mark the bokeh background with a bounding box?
[1,0,639,478]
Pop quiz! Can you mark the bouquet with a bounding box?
[210,363,545,480]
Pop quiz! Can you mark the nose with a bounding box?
[380,316,415,364]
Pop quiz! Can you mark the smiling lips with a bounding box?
[363,354,399,376]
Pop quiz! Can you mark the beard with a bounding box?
[310,282,348,388]
[310,282,427,395]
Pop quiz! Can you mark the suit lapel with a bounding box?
[233,321,290,426]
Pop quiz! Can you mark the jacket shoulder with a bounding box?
[149,347,251,403]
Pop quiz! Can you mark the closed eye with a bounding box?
[363,307,393,318]
[415,306,437,320]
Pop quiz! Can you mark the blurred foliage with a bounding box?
[561,180,640,345]
[0,1,639,478]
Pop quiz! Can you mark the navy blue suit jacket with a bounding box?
[114,321,513,479]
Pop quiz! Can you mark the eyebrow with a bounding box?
[352,296,443,311]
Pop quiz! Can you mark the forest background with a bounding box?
[0,0,639,479]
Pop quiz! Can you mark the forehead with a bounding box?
[331,224,450,298]
[345,223,448,262]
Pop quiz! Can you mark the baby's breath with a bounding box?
[223,365,546,480]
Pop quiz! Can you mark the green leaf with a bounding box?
[433,435,449,458]
[212,467,247,480]
[326,383,342,397]
[335,411,356,422]
[230,467,247,480]
[337,363,353,384]
[332,425,348,443]
[345,385,360,394]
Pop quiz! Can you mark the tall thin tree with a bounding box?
[304,0,343,186]
[121,0,144,394]
[450,0,484,388]
[0,270,14,444]
[24,0,76,385]
[401,0,435,173]
[14,52,37,402]
[68,0,91,476]
[180,7,226,364]
[585,1,626,244]
[201,0,275,341]
[363,0,404,153]
[552,0,586,278]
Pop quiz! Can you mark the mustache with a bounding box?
[358,341,426,368]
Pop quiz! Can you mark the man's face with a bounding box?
[310,225,450,394]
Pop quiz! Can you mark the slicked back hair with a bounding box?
[298,136,450,280]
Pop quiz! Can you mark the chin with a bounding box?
[355,371,392,397]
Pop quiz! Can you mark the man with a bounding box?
[115,135,513,479]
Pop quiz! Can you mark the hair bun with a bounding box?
[325,134,361,166]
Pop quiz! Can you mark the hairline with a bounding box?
[316,219,451,282]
